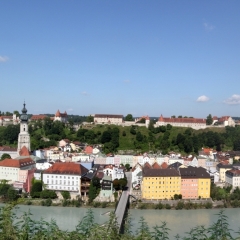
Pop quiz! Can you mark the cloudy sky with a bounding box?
[1,1,240,117]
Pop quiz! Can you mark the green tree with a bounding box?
[125,114,134,121]
[30,181,42,198]
[88,181,97,203]
[86,115,94,122]
[0,153,11,161]
[206,114,213,125]
[61,191,71,200]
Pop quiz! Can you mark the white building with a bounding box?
[132,163,142,188]
[225,169,240,189]
[94,114,123,125]
[42,162,88,195]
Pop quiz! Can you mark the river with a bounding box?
[2,204,240,238]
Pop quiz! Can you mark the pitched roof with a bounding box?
[19,146,30,156]
[161,162,168,169]
[43,162,88,175]
[152,162,161,169]
[0,146,17,152]
[0,158,35,168]
[94,114,123,118]
[158,115,206,124]
[143,162,152,170]
[179,166,210,179]
[143,168,180,177]
[30,115,47,121]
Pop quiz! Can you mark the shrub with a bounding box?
[45,198,52,207]
[93,202,101,208]
[205,202,213,209]
[101,202,108,208]
[165,204,171,209]
[139,203,147,209]
[155,202,163,209]
[26,201,32,205]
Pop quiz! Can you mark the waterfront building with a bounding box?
[180,166,211,199]
[42,162,88,196]
[0,158,35,192]
[54,110,68,123]
[141,168,181,200]
[225,169,240,189]
[132,163,142,188]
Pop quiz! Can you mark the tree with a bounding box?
[61,191,71,200]
[0,153,11,161]
[88,181,97,203]
[30,181,42,198]
[86,115,94,122]
[125,163,130,171]
[125,114,134,121]
[206,114,213,125]
[7,188,18,201]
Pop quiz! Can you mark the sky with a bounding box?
[1,1,240,118]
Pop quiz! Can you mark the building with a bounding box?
[30,114,47,121]
[156,115,206,130]
[42,162,88,196]
[180,166,211,199]
[0,146,18,159]
[17,102,31,154]
[141,168,181,200]
[94,114,123,124]
[213,116,235,127]
[225,169,240,189]
[54,110,68,123]
[0,158,35,192]
[216,163,233,183]
[132,163,142,189]
[0,114,19,126]
[100,175,113,198]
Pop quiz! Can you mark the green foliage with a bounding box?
[30,181,42,198]
[206,114,213,125]
[125,114,134,121]
[40,190,57,199]
[0,153,11,160]
[61,191,71,200]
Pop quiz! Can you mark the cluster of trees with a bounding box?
[0,110,20,116]
[0,204,239,239]
[30,180,57,199]
[113,178,128,190]
[88,177,101,203]
[0,180,19,202]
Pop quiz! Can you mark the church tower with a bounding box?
[17,102,31,154]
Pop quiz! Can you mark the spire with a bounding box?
[20,102,28,122]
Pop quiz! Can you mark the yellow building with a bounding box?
[141,169,181,200]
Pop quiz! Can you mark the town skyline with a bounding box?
[1,1,240,117]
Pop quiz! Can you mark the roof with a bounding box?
[168,162,182,170]
[216,163,233,169]
[0,146,17,152]
[94,114,123,118]
[143,168,180,177]
[0,158,35,168]
[55,110,67,117]
[152,162,161,169]
[158,115,206,124]
[43,162,88,175]
[30,115,47,121]
[179,166,210,179]
[19,146,31,156]
[226,169,240,177]
[161,162,168,169]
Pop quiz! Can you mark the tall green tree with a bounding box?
[206,114,213,125]
[0,153,11,161]
[125,114,134,121]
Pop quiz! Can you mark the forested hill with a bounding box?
[0,119,239,155]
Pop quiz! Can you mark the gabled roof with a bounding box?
[158,115,206,124]
[43,162,88,175]
[132,163,142,172]
[152,162,161,169]
[143,168,180,177]
[0,158,35,168]
[161,162,168,169]
[143,162,152,170]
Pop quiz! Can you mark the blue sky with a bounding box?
[1,1,240,118]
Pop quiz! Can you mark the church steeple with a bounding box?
[18,102,31,154]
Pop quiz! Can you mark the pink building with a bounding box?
[179,166,199,199]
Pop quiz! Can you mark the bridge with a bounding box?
[114,172,133,233]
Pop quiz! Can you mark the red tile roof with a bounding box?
[30,115,47,121]
[152,162,161,169]
[158,115,206,124]
[0,158,35,168]
[161,162,168,169]
[43,162,88,175]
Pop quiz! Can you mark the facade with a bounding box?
[132,163,142,188]
[0,146,18,159]
[156,115,206,130]
[225,169,240,189]
[0,114,19,126]
[100,175,113,198]
[216,163,233,183]
[94,114,123,124]
[213,116,236,127]
[0,158,35,192]
[42,162,88,195]
[30,114,47,121]
[141,168,181,200]
[17,102,31,154]
[180,166,211,199]
[54,110,68,123]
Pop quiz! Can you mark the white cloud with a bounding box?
[81,91,89,95]
[224,94,240,105]
[0,56,9,62]
[197,95,209,102]
[203,21,215,31]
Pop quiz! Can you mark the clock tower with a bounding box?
[17,102,31,154]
